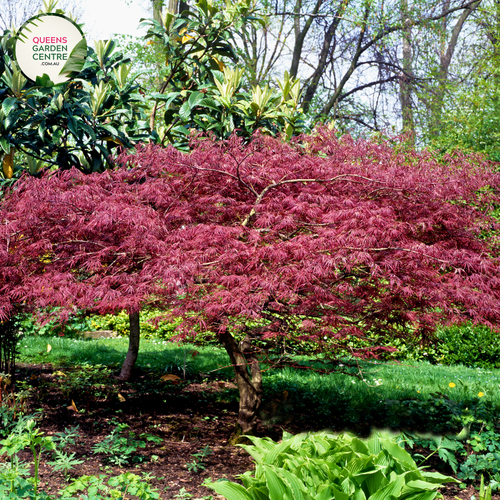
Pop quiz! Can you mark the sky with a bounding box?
[77,0,150,43]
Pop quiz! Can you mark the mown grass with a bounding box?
[17,335,499,432]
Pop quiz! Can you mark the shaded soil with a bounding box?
[2,363,497,499]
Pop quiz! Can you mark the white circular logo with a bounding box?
[15,14,87,85]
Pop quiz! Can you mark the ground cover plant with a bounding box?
[2,333,500,498]
[1,130,499,441]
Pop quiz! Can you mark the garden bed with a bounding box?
[0,362,497,499]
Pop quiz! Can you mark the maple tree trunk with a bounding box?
[119,311,140,381]
[219,330,263,445]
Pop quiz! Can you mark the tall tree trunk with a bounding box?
[119,311,140,381]
[219,329,263,444]
[399,0,415,138]
[429,0,480,135]
[289,0,325,78]
[301,0,350,113]
[152,0,164,23]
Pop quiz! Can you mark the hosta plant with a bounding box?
[204,430,458,500]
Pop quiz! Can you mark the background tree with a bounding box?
[232,0,483,135]
[1,130,499,438]
[0,0,84,32]
[423,0,500,159]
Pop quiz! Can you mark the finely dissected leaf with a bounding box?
[0,131,499,395]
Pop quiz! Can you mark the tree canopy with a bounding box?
[1,130,499,433]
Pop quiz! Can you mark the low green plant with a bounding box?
[477,475,493,500]
[402,432,461,473]
[173,487,193,499]
[165,349,197,380]
[16,311,91,338]
[205,430,458,500]
[46,426,84,480]
[47,449,83,481]
[186,446,212,473]
[58,472,160,500]
[0,418,88,497]
[0,455,32,499]
[0,416,55,498]
[377,323,500,369]
[91,422,161,466]
[455,422,500,487]
[0,406,19,439]
[55,364,117,406]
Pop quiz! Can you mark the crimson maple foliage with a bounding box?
[1,130,499,435]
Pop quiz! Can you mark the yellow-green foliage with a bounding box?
[89,310,181,339]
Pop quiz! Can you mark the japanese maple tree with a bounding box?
[1,129,499,437]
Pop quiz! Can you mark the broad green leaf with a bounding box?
[362,469,388,495]
[276,466,314,500]
[379,439,415,467]
[263,466,293,500]
[60,38,88,77]
[345,456,371,475]
[2,97,17,116]
[420,471,458,484]
[368,473,406,500]
[353,487,367,500]
[188,90,204,107]
[0,137,10,154]
[331,485,350,500]
[262,440,293,465]
[399,491,437,500]
[402,480,440,492]
[247,485,270,500]
[179,100,192,121]
[35,73,55,87]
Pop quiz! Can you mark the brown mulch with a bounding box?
[2,363,497,499]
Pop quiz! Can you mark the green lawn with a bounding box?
[17,335,498,433]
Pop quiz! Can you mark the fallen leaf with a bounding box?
[160,374,182,384]
[47,344,52,353]
[67,400,78,412]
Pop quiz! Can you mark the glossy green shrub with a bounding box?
[205,430,458,500]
